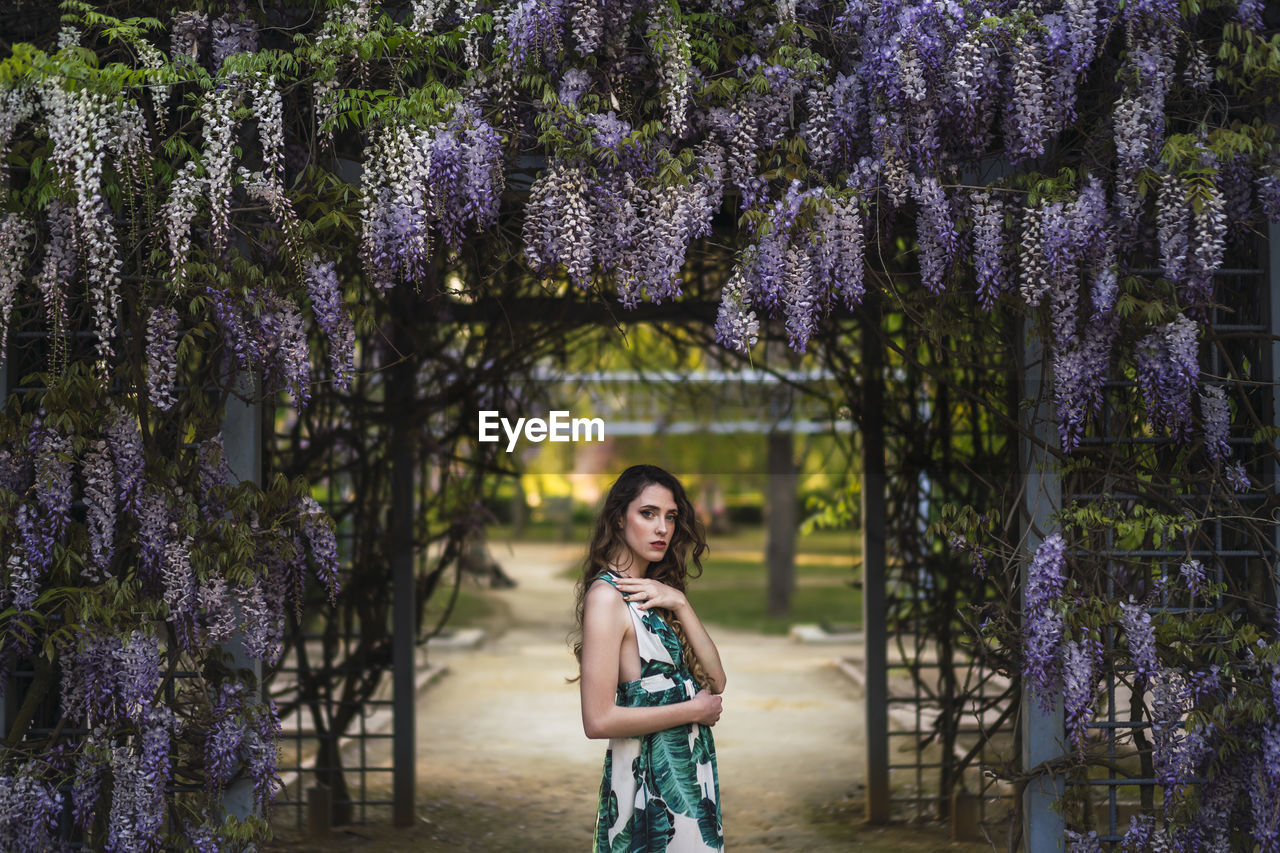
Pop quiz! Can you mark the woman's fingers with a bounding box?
[615,578,682,611]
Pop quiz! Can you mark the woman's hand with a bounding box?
[687,690,723,726]
[613,576,688,613]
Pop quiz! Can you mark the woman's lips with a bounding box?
[650,541,667,549]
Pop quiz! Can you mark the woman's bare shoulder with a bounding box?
[584,574,626,614]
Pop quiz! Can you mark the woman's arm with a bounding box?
[580,581,723,739]
[612,576,728,694]
[669,597,727,694]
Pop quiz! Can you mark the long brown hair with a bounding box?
[570,465,711,690]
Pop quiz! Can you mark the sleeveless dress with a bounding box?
[591,571,723,853]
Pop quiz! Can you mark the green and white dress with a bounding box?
[592,570,723,853]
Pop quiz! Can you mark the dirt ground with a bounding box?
[268,543,993,853]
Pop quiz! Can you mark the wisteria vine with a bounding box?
[0,0,1277,849]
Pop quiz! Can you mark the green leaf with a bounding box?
[646,727,702,816]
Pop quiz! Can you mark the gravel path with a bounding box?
[268,543,990,852]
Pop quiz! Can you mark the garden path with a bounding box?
[268,542,990,853]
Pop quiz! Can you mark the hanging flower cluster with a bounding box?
[38,79,123,366]
[0,387,336,847]
[0,213,33,356]
[360,106,503,290]
[1024,533,1067,710]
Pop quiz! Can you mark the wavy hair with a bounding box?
[570,465,711,691]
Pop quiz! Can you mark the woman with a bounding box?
[572,465,727,852]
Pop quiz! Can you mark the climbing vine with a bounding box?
[0,0,1277,849]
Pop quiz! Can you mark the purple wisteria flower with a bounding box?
[1090,264,1118,321]
[299,495,341,605]
[16,424,74,589]
[1148,668,1205,794]
[36,201,75,331]
[1237,0,1265,30]
[33,424,73,551]
[82,440,116,579]
[969,190,1006,309]
[238,574,286,664]
[1114,28,1175,177]
[1120,814,1155,852]
[1157,173,1191,285]
[1179,559,1207,597]
[146,306,181,411]
[715,262,760,355]
[506,0,565,70]
[914,176,957,294]
[258,291,312,407]
[1225,460,1251,492]
[1120,597,1158,685]
[1187,758,1239,849]
[163,535,198,648]
[61,629,161,725]
[1188,179,1227,306]
[11,506,41,613]
[1249,747,1280,850]
[1019,204,1049,307]
[136,487,170,590]
[200,574,237,644]
[208,287,260,375]
[206,682,247,790]
[1135,314,1199,441]
[1024,533,1067,710]
[524,163,588,284]
[211,5,257,69]
[1065,828,1102,853]
[1004,31,1049,163]
[1200,385,1231,463]
[247,697,283,809]
[106,408,145,515]
[1054,316,1117,450]
[181,813,226,853]
[1063,635,1102,754]
[71,730,107,832]
[197,433,229,520]
[117,630,162,723]
[1262,724,1280,785]
[1259,167,1280,221]
[0,763,65,852]
[304,259,355,391]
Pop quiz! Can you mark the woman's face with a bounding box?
[615,483,679,575]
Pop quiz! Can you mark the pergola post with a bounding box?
[0,358,7,737]
[861,298,890,824]
[765,422,798,619]
[1269,220,1280,614]
[1019,329,1065,851]
[222,389,263,820]
[390,306,418,828]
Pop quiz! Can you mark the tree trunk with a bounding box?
[765,430,797,619]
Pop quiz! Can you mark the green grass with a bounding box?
[422,584,501,631]
[689,559,863,636]
[491,521,594,543]
[689,530,863,635]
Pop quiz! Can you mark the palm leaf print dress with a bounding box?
[592,570,723,853]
